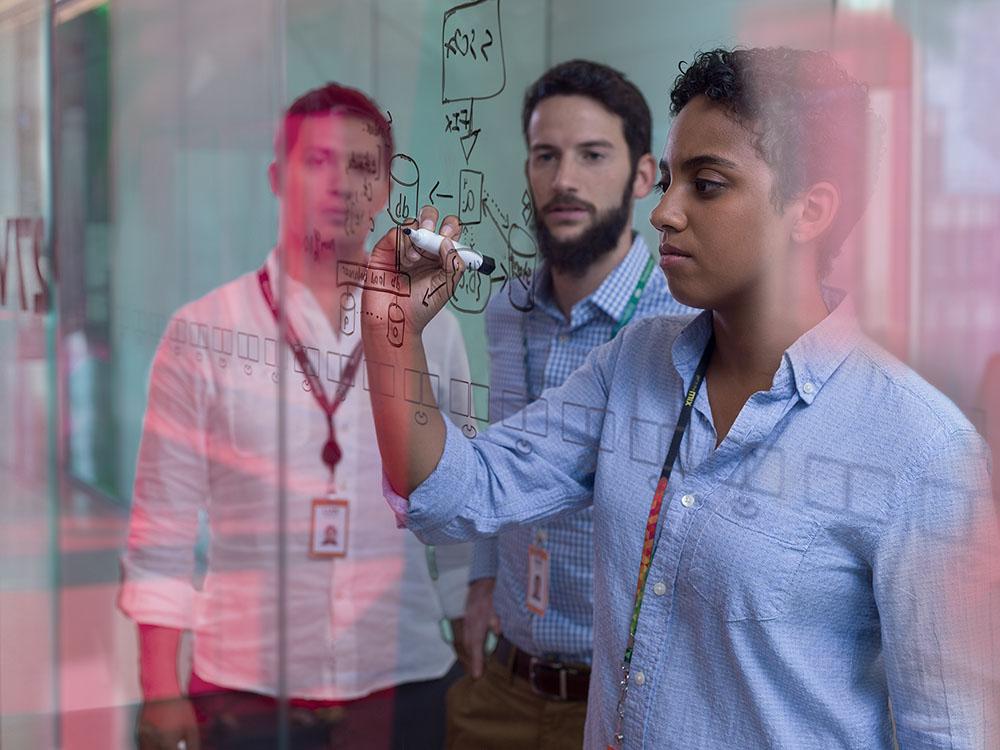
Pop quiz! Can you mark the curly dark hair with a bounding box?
[274,82,393,174]
[670,47,879,277]
[522,59,652,171]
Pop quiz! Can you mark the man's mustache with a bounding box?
[541,194,596,214]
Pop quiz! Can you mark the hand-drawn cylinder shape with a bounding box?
[387,302,405,347]
[340,292,356,335]
[507,224,537,312]
[388,154,420,227]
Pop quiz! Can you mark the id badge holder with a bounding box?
[310,498,349,558]
[526,544,549,616]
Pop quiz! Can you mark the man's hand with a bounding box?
[136,696,200,750]
[463,578,501,679]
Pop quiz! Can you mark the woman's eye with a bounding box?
[694,178,725,196]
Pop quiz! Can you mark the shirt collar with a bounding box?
[784,287,860,405]
[671,287,860,406]
[262,247,352,340]
[589,234,653,323]
[533,233,652,325]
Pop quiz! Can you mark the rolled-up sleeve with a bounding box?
[118,325,210,630]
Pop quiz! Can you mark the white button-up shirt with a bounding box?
[120,249,472,700]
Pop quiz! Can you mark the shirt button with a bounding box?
[653,581,667,596]
[634,671,646,686]
[803,381,815,394]
[681,494,695,508]
[558,334,568,343]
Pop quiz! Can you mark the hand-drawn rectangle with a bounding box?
[442,0,506,103]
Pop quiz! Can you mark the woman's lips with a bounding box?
[659,243,693,268]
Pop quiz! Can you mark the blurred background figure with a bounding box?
[118,83,472,750]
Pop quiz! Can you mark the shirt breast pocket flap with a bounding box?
[686,506,820,623]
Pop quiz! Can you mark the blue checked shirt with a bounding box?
[470,235,692,663]
[388,293,999,749]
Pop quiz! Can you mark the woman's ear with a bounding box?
[792,180,840,245]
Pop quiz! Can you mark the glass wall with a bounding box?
[1,0,997,747]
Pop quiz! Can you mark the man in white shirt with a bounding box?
[120,82,472,750]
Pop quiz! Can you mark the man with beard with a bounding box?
[120,83,473,749]
[446,60,691,750]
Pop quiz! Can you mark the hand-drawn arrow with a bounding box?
[460,129,481,164]
[422,280,448,306]
[490,261,509,293]
[429,180,455,206]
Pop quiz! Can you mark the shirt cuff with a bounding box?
[405,417,477,535]
[117,577,197,630]
[469,539,499,582]
[381,472,410,528]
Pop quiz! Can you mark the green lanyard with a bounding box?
[523,253,656,400]
[612,253,656,338]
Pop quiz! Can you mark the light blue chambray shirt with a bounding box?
[389,294,999,749]
[471,235,693,663]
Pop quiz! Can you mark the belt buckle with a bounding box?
[528,656,569,701]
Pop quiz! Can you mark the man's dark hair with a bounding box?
[522,59,652,169]
[670,47,880,277]
[274,82,393,172]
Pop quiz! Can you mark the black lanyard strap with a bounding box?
[610,334,714,748]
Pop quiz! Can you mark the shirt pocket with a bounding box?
[685,501,821,623]
[223,384,317,458]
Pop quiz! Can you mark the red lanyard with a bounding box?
[609,335,714,749]
[257,266,364,474]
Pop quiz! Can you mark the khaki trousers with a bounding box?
[445,657,587,750]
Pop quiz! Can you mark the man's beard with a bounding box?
[534,181,633,277]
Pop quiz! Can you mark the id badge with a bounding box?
[526,545,549,616]
[310,498,349,558]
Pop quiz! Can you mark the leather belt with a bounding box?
[492,635,590,702]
